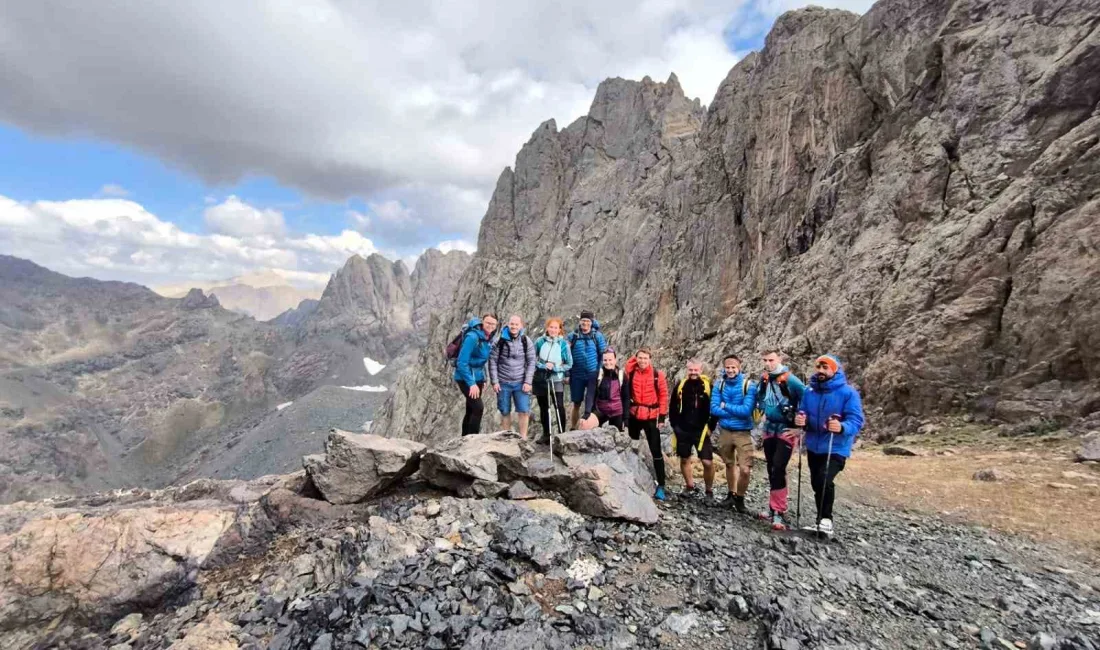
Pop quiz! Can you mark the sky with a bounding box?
[0,0,873,290]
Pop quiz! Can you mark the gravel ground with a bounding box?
[55,454,1100,650]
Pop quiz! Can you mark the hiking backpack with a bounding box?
[758,371,797,423]
[718,376,765,425]
[444,323,474,364]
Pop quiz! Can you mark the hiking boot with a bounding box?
[654,486,668,501]
[758,508,774,521]
[704,490,715,506]
[771,511,789,531]
[732,495,749,514]
[817,518,834,536]
[680,484,701,500]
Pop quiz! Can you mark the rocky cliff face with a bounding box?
[378,0,1100,443]
[411,249,475,335]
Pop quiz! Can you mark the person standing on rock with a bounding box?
[624,347,670,501]
[567,310,608,430]
[489,314,536,440]
[670,358,718,501]
[454,314,498,436]
[533,317,573,443]
[754,349,806,530]
[710,354,759,514]
[593,349,628,430]
[793,355,865,536]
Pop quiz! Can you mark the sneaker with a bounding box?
[704,490,715,505]
[654,486,668,501]
[758,508,773,521]
[771,511,788,531]
[680,484,701,500]
[732,495,749,514]
[817,518,834,536]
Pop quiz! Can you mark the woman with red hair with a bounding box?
[532,317,573,443]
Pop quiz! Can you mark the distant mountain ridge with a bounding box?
[154,269,324,322]
[0,247,470,502]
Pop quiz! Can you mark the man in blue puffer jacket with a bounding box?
[567,310,608,429]
[453,314,499,436]
[710,354,758,513]
[794,354,865,536]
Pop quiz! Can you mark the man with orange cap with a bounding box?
[794,354,865,536]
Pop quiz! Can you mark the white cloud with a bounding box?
[204,195,287,237]
[0,0,870,253]
[99,184,130,198]
[0,193,388,288]
[436,240,477,255]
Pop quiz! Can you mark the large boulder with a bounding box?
[419,431,533,497]
[0,502,242,628]
[303,429,425,504]
[533,427,659,524]
[1077,432,1100,462]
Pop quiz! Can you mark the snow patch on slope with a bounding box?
[363,357,386,375]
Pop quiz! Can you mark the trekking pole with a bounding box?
[796,411,805,530]
[547,381,556,465]
[818,414,839,536]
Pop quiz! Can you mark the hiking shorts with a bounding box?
[716,428,753,471]
[675,428,713,461]
[496,382,531,415]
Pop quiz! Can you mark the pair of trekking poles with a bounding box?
[545,381,565,464]
[794,411,837,535]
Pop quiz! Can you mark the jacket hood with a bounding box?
[680,374,711,386]
[764,365,790,379]
[466,317,489,340]
[625,357,654,375]
[810,355,848,392]
[501,327,525,341]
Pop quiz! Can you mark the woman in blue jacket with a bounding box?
[453,314,499,435]
[794,354,865,536]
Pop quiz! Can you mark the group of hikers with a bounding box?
[449,311,865,535]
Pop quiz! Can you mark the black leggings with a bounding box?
[536,384,566,437]
[597,413,624,431]
[807,451,846,520]
[456,380,485,436]
[628,418,664,487]
[762,436,794,492]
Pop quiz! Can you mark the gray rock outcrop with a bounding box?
[377,0,1100,444]
[534,428,659,524]
[303,429,425,504]
[419,431,534,497]
[1078,432,1100,462]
